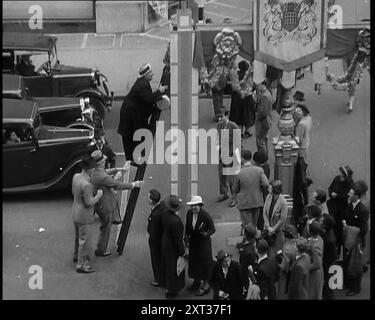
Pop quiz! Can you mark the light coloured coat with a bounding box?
[232,163,269,210]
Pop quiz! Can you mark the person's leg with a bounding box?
[212,88,222,120]
[77,223,93,271]
[251,207,260,228]
[240,209,253,226]
[122,135,135,162]
[218,162,229,201]
[96,211,112,255]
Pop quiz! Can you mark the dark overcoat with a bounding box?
[209,260,243,300]
[160,210,185,293]
[147,201,167,284]
[185,208,215,281]
[327,175,353,246]
[288,253,311,300]
[117,77,162,160]
[253,256,280,300]
[238,239,257,290]
[229,70,255,128]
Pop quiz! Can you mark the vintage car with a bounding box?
[2,98,96,194]
[2,32,113,123]
[3,73,96,130]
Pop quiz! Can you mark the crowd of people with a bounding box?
[70,59,369,300]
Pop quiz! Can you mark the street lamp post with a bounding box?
[273,89,299,222]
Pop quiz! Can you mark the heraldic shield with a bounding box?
[281,2,301,33]
[254,0,328,72]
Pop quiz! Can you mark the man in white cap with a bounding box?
[90,150,144,256]
[117,63,168,164]
[185,195,215,296]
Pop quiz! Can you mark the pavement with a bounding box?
[2,0,371,300]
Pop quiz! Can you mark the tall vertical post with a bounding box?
[170,9,195,222]
[272,90,299,222]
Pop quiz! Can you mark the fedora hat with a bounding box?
[91,150,107,164]
[293,90,305,101]
[186,195,204,206]
[164,194,183,212]
[138,63,153,78]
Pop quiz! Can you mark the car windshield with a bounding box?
[14,47,58,74]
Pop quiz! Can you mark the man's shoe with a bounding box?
[151,281,160,287]
[217,194,229,202]
[345,291,360,297]
[229,200,237,207]
[95,250,111,257]
[76,266,95,274]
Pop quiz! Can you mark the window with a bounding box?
[3,123,34,146]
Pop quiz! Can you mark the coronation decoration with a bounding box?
[201,28,254,97]
[327,28,370,92]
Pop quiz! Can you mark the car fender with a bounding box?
[2,157,84,194]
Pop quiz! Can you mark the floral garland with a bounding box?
[201,28,254,96]
[327,28,370,92]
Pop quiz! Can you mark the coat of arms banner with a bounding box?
[254,0,328,72]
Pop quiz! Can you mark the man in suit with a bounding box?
[232,149,269,227]
[288,238,311,299]
[117,63,168,163]
[209,250,244,300]
[254,84,273,158]
[263,180,288,257]
[253,239,280,299]
[71,156,103,273]
[294,104,312,161]
[147,189,166,287]
[343,180,369,296]
[90,150,143,257]
[216,113,241,205]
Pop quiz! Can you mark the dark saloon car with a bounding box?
[3,32,113,123]
[3,74,96,130]
[3,99,96,194]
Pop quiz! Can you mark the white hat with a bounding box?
[138,63,153,78]
[186,195,204,206]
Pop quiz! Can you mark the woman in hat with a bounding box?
[117,63,168,163]
[160,195,186,298]
[229,60,256,138]
[185,195,215,296]
[209,250,243,300]
[294,103,312,160]
[327,165,354,255]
